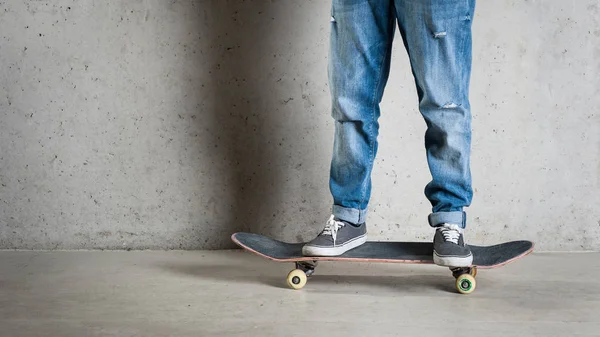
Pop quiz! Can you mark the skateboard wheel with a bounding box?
[286,269,307,290]
[470,267,477,278]
[455,274,476,295]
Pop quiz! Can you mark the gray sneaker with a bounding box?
[433,224,473,267]
[302,215,367,256]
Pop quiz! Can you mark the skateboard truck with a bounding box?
[295,261,318,277]
[450,266,477,278]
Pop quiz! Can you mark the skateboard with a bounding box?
[231,232,534,294]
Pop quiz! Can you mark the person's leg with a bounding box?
[395,0,476,266]
[303,0,395,256]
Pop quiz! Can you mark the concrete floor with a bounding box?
[0,250,598,337]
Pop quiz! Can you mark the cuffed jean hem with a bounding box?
[428,211,467,229]
[332,205,368,224]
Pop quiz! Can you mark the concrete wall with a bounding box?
[0,0,598,251]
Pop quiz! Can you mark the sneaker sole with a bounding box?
[433,251,473,267]
[302,235,367,257]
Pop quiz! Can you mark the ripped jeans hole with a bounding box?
[441,102,460,109]
[433,31,447,39]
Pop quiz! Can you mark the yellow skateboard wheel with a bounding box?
[286,269,307,290]
[456,274,476,294]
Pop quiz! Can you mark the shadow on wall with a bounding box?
[191,1,310,246]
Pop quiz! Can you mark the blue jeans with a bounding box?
[328,0,476,228]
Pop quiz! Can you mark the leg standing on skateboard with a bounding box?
[303,0,477,268]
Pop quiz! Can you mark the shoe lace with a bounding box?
[322,215,346,246]
[439,224,462,244]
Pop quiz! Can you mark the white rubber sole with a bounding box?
[302,235,367,257]
[433,251,473,267]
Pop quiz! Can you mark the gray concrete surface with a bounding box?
[0,250,599,337]
[0,0,599,250]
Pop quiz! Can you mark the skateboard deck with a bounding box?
[231,232,534,294]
